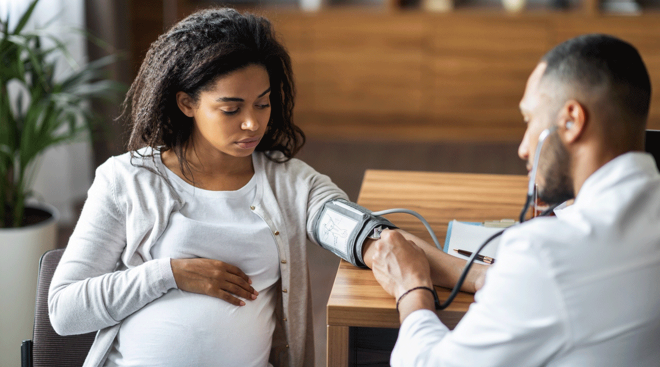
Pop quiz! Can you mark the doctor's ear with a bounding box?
[559,100,586,143]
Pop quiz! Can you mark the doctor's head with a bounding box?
[123,8,304,174]
[518,34,651,204]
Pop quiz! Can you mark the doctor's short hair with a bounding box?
[540,34,651,123]
[122,8,304,170]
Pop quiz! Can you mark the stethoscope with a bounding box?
[373,126,561,310]
[434,125,560,309]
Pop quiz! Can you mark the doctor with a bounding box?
[367,34,660,366]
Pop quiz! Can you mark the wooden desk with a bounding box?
[326,170,528,367]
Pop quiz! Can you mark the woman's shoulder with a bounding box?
[255,151,316,176]
[95,148,175,196]
[97,147,160,175]
[255,151,346,197]
[94,147,181,206]
[254,152,324,191]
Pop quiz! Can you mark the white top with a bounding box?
[105,160,280,367]
[392,152,660,367]
[48,149,348,367]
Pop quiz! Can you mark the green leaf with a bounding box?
[12,0,40,36]
[60,54,117,90]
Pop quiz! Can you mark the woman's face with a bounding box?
[177,64,272,159]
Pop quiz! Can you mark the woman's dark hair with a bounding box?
[121,8,304,176]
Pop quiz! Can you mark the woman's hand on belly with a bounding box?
[171,258,259,306]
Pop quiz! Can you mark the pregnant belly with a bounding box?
[112,285,277,367]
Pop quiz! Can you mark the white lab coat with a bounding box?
[392,152,660,367]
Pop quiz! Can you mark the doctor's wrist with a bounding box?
[394,276,434,300]
[396,287,435,322]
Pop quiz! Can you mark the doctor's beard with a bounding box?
[537,133,575,205]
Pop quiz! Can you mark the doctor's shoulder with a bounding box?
[498,215,585,260]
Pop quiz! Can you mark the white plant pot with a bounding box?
[0,203,58,367]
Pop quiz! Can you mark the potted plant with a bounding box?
[0,0,122,363]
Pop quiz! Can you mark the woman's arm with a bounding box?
[48,159,177,335]
[363,230,487,293]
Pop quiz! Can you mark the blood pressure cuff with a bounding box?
[313,199,397,268]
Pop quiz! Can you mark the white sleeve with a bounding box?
[391,233,569,367]
[48,159,178,336]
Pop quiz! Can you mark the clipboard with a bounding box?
[442,220,508,265]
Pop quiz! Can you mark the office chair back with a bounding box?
[22,249,96,367]
[646,129,660,171]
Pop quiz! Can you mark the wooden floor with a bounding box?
[55,138,525,367]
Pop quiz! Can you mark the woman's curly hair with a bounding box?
[121,8,304,175]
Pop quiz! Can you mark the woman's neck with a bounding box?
[185,140,253,177]
[161,141,254,191]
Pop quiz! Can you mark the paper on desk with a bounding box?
[443,220,503,265]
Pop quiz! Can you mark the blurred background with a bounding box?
[4,0,660,365]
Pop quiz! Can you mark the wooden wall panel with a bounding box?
[426,16,549,140]
[129,6,660,141]
[269,14,316,113]
[310,13,426,115]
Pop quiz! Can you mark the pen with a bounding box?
[453,249,496,264]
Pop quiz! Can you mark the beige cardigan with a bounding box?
[48,148,348,367]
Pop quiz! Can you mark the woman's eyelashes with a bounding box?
[221,103,270,116]
[222,108,239,116]
[256,95,271,110]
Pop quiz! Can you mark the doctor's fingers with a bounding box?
[371,256,399,297]
[373,235,430,281]
[373,230,398,251]
[374,230,421,256]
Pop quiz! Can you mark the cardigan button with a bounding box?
[282,289,288,293]
[281,259,287,264]
[250,206,255,210]
[274,231,280,235]
[283,318,287,322]
[285,345,289,348]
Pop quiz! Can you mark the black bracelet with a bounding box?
[396,286,441,313]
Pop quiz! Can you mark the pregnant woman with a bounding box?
[48,8,347,367]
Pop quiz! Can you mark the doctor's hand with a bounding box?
[371,230,434,300]
[171,258,258,306]
[371,230,436,322]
